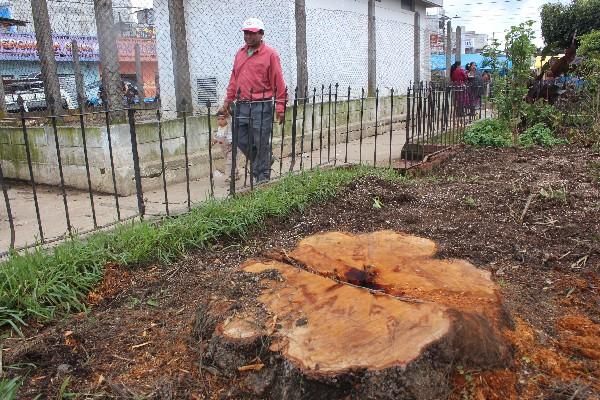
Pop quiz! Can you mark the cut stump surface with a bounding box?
[198,231,512,399]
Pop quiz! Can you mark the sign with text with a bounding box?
[0,33,156,62]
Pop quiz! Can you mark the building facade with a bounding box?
[154,0,442,113]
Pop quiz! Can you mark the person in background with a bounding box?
[214,110,239,182]
[450,61,468,115]
[465,62,480,116]
[220,17,287,184]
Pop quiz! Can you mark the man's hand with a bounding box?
[219,102,231,116]
[275,111,285,125]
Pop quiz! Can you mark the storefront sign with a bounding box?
[0,33,156,62]
[0,33,99,61]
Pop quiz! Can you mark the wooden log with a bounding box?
[196,231,512,399]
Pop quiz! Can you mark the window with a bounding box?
[401,0,412,11]
[196,77,218,107]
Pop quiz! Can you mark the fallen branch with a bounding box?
[519,193,536,224]
[238,363,265,372]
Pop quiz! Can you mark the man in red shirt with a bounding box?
[221,17,287,183]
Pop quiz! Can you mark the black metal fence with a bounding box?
[0,82,489,256]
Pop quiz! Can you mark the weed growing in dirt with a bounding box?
[0,166,408,336]
[539,185,568,202]
[519,123,567,148]
[463,119,512,148]
[464,196,477,208]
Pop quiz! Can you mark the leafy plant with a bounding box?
[522,101,561,131]
[463,118,512,147]
[372,197,383,209]
[519,123,567,148]
[464,196,477,208]
[539,184,568,202]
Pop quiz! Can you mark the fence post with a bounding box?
[156,102,170,214]
[300,86,308,170]
[0,162,15,250]
[374,87,379,166]
[0,75,6,117]
[19,97,44,242]
[76,100,98,228]
[279,87,288,177]
[103,99,121,220]
[405,86,411,169]
[207,100,214,198]
[181,99,191,209]
[289,87,299,172]
[333,83,339,166]
[127,108,145,219]
[49,96,73,236]
[389,87,394,168]
[345,86,351,164]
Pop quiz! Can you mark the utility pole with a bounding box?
[135,43,146,101]
[414,11,421,83]
[367,0,376,96]
[446,20,452,79]
[94,0,123,112]
[456,25,463,65]
[295,0,308,93]
[168,0,193,113]
[71,39,87,108]
[31,0,62,115]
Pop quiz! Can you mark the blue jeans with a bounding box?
[232,101,274,182]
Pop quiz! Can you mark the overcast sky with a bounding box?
[131,0,569,46]
[433,0,570,46]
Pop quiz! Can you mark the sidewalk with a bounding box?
[0,128,409,254]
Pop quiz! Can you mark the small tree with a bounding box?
[503,21,537,144]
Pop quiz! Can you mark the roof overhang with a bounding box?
[0,17,28,27]
[421,0,443,7]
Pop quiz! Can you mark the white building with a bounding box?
[154,0,442,112]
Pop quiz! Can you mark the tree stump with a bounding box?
[196,231,512,400]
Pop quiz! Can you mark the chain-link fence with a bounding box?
[1,0,446,254]
[1,0,430,114]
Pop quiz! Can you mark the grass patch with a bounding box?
[0,377,22,400]
[0,166,407,336]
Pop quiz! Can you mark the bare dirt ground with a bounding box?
[4,144,600,399]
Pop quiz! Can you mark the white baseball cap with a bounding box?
[242,17,265,32]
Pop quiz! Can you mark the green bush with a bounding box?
[463,119,512,147]
[522,101,561,131]
[519,123,567,148]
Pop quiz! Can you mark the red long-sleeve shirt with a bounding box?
[225,42,287,113]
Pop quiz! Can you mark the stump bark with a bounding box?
[196,231,512,400]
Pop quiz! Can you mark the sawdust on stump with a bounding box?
[196,231,512,399]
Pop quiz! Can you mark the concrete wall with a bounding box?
[0,94,407,195]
